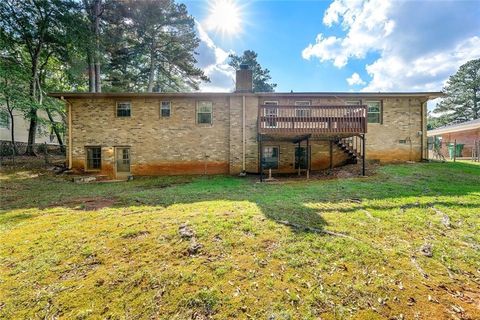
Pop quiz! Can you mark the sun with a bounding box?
[206,0,242,36]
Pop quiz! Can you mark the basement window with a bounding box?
[366,101,382,124]
[86,147,101,170]
[160,101,171,117]
[116,102,131,117]
[197,101,212,124]
[262,146,279,169]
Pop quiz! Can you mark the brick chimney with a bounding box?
[235,64,253,93]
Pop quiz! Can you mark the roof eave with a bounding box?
[49,91,445,100]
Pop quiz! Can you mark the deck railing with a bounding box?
[258,105,367,135]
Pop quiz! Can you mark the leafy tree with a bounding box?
[0,58,31,154]
[427,111,449,130]
[0,0,80,154]
[228,50,277,92]
[432,59,480,127]
[82,0,106,92]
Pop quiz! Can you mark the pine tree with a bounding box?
[228,50,277,93]
[432,59,480,127]
[103,0,208,92]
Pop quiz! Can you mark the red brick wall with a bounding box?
[435,128,480,158]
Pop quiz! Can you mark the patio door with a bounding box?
[295,146,310,169]
[115,147,131,177]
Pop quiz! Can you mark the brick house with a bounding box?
[50,68,441,179]
[427,119,480,159]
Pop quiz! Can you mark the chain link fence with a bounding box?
[427,137,480,162]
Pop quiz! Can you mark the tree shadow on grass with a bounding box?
[1,162,479,235]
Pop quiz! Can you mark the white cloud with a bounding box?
[346,72,366,86]
[302,0,394,68]
[363,36,480,92]
[303,0,480,92]
[195,21,235,92]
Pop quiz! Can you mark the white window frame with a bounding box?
[366,100,382,124]
[263,101,278,128]
[262,146,279,169]
[345,100,361,106]
[160,101,171,118]
[85,146,102,171]
[116,101,131,118]
[196,101,213,125]
[294,101,311,106]
[295,101,311,117]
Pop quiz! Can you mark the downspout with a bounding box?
[242,95,246,172]
[62,96,73,169]
[420,99,427,161]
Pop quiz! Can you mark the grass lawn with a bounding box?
[1,162,479,319]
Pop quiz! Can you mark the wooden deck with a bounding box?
[258,105,367,135]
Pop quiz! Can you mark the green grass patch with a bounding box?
[0,162,479,319]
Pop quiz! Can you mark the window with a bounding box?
[160,101,171,117]
[262,146,279,169]
[197,101,213,124]
[366,101,381,123]
[295,101,311,117]
[0,112,10,129]
[116,102,131,117]
[263,101,278,128]
[86,147,101,170]
[295,101,311,106]
[346,100,361,106]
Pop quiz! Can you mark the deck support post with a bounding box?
[362,134,366,176]
[298,141,301,176]
[259,134,264,182]
[453,139,457,162]
[306,137,310,179]
[329,139,333,171]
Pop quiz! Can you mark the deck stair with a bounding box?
[334,137,360,164]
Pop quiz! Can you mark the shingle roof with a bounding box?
[427,118,480,136]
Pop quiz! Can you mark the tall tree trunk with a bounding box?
[473,88,479,119]
[88,51,96,92]
[25,55,39,156]
[45,108,65,153]
[94,62,101,92]
[147,47,156,92]
[6,101,17,156]
[93,0,101,92]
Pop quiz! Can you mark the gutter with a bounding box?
[427,123,480,136]
[61,96,73,169]
[420,100,427,160]
[242,95,246,172]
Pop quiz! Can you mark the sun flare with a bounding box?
[206,0,242,35]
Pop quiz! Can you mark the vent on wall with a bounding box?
[399,140,407,144]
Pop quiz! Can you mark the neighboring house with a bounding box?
[50,67,441,179]
[0,108,62,146]
[427,119,480,159]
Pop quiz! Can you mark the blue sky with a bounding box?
[184,0,480,95]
